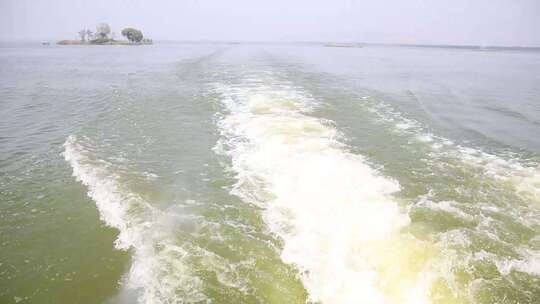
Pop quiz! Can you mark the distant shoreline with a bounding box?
[153,40,540,51]
[1,39,536,52]
[324,43,364,48]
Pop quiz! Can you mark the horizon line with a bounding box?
[1,38,539,50]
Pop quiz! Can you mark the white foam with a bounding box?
[416,134,434,143]
[455,147,540,202]
[215,83,437,303]
[495,249,540,276]
[63,136,207,304]
[396,122,413,130]
[474,248,540,276]
[363,97,540,204]
[415,197,475,222]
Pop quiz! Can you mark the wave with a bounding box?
[214,81,441,303]
[359,95,540,300]
[362,96,540,204]
[63,136,207,304]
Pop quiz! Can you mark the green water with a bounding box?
[1,43,539,303]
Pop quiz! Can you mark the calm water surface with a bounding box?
[1,43,540,303]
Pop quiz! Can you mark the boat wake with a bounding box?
[63,136,208,304]
[214,78,440,303]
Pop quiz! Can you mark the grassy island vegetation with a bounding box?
[57,23,153,45]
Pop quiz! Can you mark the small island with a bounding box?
[57,23,153,45]
[324,43,364,48]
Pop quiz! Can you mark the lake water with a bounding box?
[1,42,540,304]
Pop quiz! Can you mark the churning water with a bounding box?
[1,43,540,303]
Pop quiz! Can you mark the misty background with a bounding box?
[1,0,539,46]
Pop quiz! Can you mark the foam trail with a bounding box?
[215,83,437,304]
[63,136,207,304]
[456,147,540,202]
[362,96,540,203]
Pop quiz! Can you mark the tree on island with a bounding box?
[95,23,111,40]
[121,28,144,43]
[78,29,87,43]
[86,29,94,41]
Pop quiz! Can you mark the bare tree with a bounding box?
[86,29,94,41]
[78,29,86,42]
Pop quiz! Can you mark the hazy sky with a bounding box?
[1,0,539,46]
